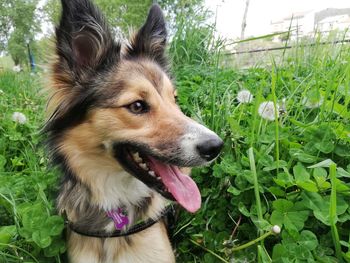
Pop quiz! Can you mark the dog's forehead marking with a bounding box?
[118,59,173,95]
[139,62,164,93]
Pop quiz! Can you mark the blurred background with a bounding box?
[1,0,349,70]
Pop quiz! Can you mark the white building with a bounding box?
[271,8,350,41]
[317,14,350,33]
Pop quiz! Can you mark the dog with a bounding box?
[44,0,223,262]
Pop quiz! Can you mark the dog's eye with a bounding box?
[127,100,149,114]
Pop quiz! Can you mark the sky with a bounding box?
[205,0,350,39]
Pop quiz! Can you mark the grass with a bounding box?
[0,72,64,262]
[172,30,350,262]
[1,31,350,262]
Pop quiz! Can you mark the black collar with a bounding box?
[66,205,174,238]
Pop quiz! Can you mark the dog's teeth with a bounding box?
[133,152,143,163]
[139,163,148,170]
[149,171,156,177]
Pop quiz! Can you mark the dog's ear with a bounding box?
[56,0,120,73]
[127,5,167,68]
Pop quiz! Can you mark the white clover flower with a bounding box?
[302,96,324,109]
[237,89,253,103]
[0,89,3,95]
[272,225,281,234]
[258,101,279,121]
[12,112,27,124]
[12,65,21,72]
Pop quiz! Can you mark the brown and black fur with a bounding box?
[45,0,222,262]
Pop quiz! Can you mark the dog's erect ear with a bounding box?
[127,5,167,68]
[56,0,120,72]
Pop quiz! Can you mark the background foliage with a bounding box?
[0,0,40,65]
[2,0,205,67]
[1,0,350,262]
[44,0,152,33]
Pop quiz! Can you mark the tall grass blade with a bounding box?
[329,163,344,262]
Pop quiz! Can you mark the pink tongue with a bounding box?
[148,157,201,213]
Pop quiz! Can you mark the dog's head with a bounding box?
[46,0,223,213]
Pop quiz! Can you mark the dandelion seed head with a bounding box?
[258,101,279,121]
[12,112,27,124]
[272,225,281,234]
[12,65,21,72]
[237,89,253,103]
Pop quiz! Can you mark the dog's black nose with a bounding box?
[196,137,223,161]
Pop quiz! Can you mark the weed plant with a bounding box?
[173,29,350,262]
[0,72,65,262]
[0,16,350,263]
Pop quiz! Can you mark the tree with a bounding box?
[36,0,205,69]
[0,0,40,66]
[97,0,153,33]
[0,2,12,51]
[45,0,153,35]
[157,0,204,22]
[44,0,205,36]
[240,0,250,40]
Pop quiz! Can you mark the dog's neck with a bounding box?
[56,131,167,230]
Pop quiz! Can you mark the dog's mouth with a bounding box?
[113,144,201,213]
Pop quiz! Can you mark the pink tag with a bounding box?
[106,208,129,230]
